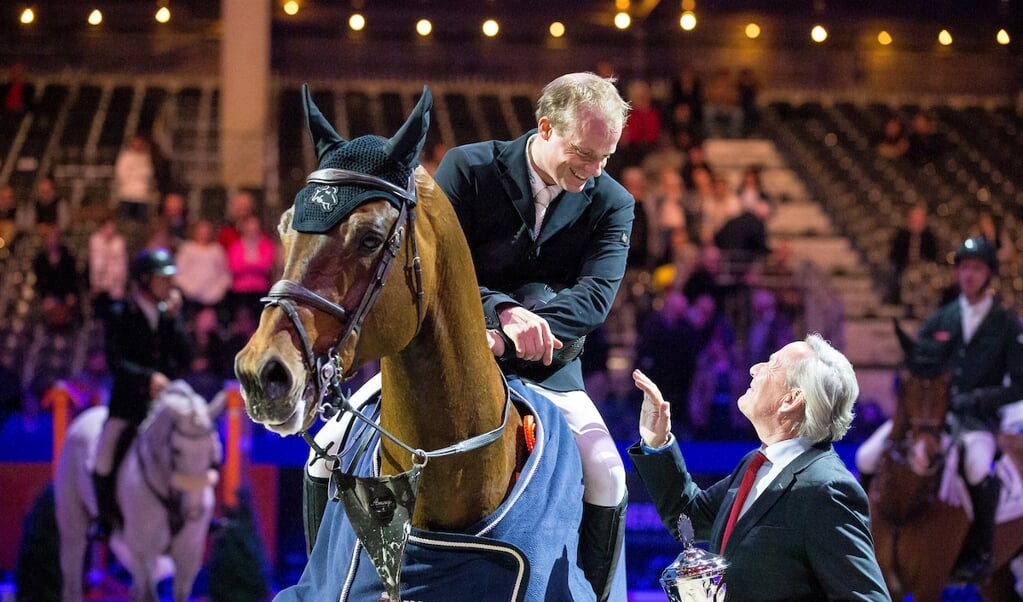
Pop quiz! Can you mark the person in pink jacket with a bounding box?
[227,214,275,323]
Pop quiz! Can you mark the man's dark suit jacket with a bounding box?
[105,299,193,424]
[629,440,891,601]
[916,298,1023,431]
[433,130,634,391]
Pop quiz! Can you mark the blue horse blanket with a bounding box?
[274,378,597,602]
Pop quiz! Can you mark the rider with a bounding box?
[856,236,1023,583]
[92,247,193,538]
[433,72,633,601]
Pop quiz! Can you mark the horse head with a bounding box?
[893,318,951,458]
[876,320,952,522]
[235,86,432,435]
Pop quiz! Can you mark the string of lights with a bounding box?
[7,1,1017,48]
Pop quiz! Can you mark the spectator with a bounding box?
[4,63,28,113]
[975,210,1016,270]
[0,184,22,248]
[184,306,227,401]
[668,63,704,139]
[218,190,257,250]
[736,165,769,212]
[680,143,710,192]
[176,219,232,321]
[619,79,662,166]
[32,226,80,330]
[744,288,795,367]
[635,290,700,436]
[714,198,773,335]
[876,116,909,159]
[87,213,128,321]
[682,245,724,308]
[619,166,653,271]
[703,68,743,139]
[906,110,945,163]
[113,134,155,222]
[689,320,747,440]
[150,190,190,252]
[885,203,939,305]
[700,172,742,246]
[737,67,760,137]
[653,167,688,266]
[629,336,890,600]
[227,215,275,324]
[24,176,70,236]
[681,163,713,245]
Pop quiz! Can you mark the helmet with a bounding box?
[131,247,177,284]
[954,237,998,273]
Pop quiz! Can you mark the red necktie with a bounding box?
[720,450,768,552]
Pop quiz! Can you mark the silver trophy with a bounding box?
[660,515,729,601]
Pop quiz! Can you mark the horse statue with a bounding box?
[234,85,607,601]
[55,380,224,602]
[867,323,1023,601]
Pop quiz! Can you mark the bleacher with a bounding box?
[3,74,1023,410]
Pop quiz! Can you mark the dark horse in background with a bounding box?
[867,322,1023,601]
[234,86,612,600]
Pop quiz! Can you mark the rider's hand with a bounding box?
[497,305,562,365]
[634,369,672,449]
[486,329,506,356]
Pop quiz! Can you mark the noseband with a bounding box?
[262,168,511,466]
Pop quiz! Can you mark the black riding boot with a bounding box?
[578,494,627,602]
[951,475,1001,583]
[91,472,116,540]
[303,472,331,557]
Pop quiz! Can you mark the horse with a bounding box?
[867,324,1023,601]
[234,85,607,601]
[55,380,224,602]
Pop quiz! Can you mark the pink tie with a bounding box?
[720,450,768,552]
[533,186,554,237]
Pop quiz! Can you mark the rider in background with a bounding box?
[92,247,193,538]
[856,236,1023,583]
[433,72,633,601]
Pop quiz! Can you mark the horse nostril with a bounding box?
[261,359,292,402]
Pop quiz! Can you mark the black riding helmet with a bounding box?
[130,247,177,285]
[954,236,999,273]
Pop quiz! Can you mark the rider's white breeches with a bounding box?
[524,383,627,507]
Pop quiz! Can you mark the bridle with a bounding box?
[888,373,950,476]
[261,168,511,468]
[137,414,220,525]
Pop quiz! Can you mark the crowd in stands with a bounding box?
[11,63,1008,447]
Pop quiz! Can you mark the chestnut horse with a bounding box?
[234,86,600,601]
[868,325,1023,601]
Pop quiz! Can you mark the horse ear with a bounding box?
[207,390,227,421]
[303,83,345,161]
[893,317,916,357]
[385,86,432,169]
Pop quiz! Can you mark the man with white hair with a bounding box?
[631,334,890,600]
